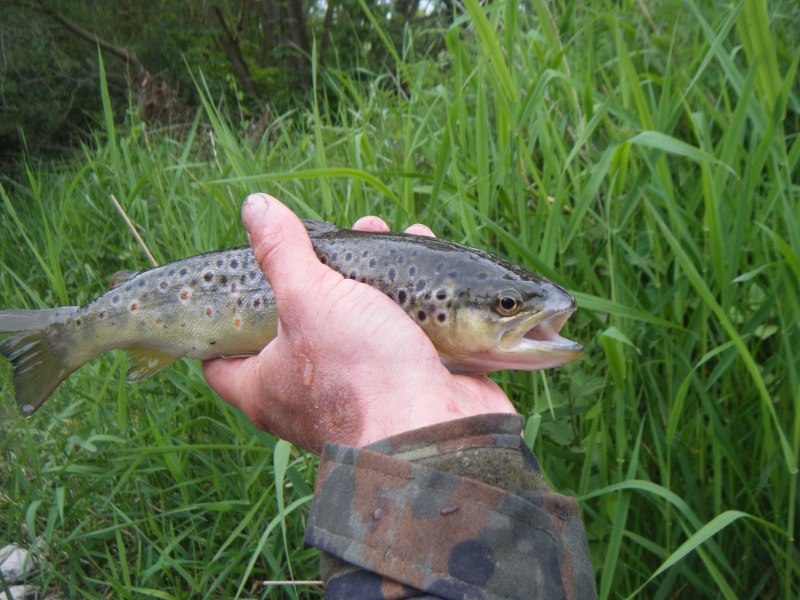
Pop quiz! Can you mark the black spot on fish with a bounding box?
[209,340,216,345]
[332,253,339,261]
[249,271,258,280]
[398,290,407,304]
[217,259,224,267]
[231,259,239,269]
[390,249,396,256]
[204,273,213,282]
[409,266,416,276]
[418,310,427,321]
[75,319,82,326]
[446,300,452,308]
[138,279,146,287]
[190,279,198,287]
[362,251,369,258]
[159,281,168,289]
[237,298,243,306]
[416,280,427,291]
[436,290,447,300]
[168,269,175,276]
[398,255,404,264]
[349,271,357,279]
[436,264,444,272]
[99,312,106,319]
[359,276,367,283]
[369,259,377,268]
[346,252,352,261]
[180,268,188,277]
[388,268,396,281]
[437,313,446,322]
[219,274,228,285]
[449,272,458,278]
[240,275,247,284]
[320,256,328,265]
[477,272,488,280]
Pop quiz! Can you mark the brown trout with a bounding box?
[0,220,582,416]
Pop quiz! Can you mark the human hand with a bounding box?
[202,194,515,454]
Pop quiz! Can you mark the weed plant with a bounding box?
[1,0,798,598]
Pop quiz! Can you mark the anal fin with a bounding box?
[125,347,181,383]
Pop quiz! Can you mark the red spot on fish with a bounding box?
[155,318,162,324]
[253,299,261,308]
[230,283,237,293]
[205,308,213,317]
[130,303,137,311]
[180,291,190,300]
[234,318,241,327]
[110,321,117,326]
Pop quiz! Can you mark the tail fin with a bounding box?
[0,308,79,416]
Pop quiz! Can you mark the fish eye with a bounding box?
[494,290,522,316]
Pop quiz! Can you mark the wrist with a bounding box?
[349,373,517,447]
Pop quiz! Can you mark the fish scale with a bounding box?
[0,219,583,416]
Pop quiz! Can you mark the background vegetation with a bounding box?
[1,0,798,598]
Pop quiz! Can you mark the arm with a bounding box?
[202,194,597,599]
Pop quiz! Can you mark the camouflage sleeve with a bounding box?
[304,413,597,600]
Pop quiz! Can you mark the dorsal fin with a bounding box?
[110,270,140,289]
[302,219,339,237]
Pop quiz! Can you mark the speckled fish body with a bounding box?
[0,220,582,416]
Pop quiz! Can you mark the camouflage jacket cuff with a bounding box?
[304,413,597,600]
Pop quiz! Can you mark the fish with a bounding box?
[0,220,583,417]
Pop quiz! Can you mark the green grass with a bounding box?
[1,0,798,598]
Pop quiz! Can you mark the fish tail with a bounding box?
[0,308,80,416]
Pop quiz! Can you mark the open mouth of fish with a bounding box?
[502,308,583,356]
[522,309,582,349]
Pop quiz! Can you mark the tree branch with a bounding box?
[207,4,259,98]
[31,2,143,76]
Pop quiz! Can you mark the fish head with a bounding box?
[419,259,583,374]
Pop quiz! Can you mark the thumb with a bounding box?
[242,193,334,326]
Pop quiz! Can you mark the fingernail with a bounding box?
[242,194,271,229]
